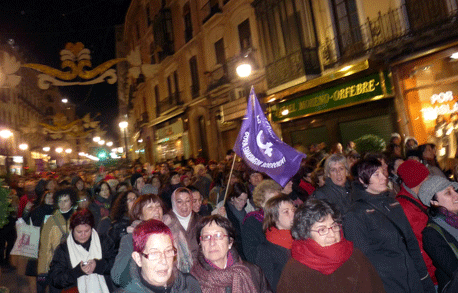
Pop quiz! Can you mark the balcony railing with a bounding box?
[206,63,229,92]
[201,1,222,24]
[321,1,458,67]
[157,91,183,114]
[265,47,320,89]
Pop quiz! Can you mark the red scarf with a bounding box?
[265,227,293,249]
[291,235,353,275]
[299,180,316,195]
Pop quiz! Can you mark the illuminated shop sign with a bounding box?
[420,91,458,121]
[272,71,391,122]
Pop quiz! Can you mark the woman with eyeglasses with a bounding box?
[277,199,385,293]
[117,219,201,293]
[344,158,435,293]
[191,215,272,293]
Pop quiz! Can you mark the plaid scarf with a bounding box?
[438,206,458,229]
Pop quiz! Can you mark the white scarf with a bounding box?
[173,209,192,230]
[67,229,110,293]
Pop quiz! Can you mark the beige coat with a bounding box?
[37,210,70,275]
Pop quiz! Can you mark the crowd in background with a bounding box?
[1,132,458,292]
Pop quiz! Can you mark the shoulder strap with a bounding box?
[397,195,427,214]
[426,222,458,259]
[52,214,66,235]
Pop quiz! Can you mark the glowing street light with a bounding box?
[62,98,68,103]
[0,129,13,139]
[119,121,129,161]
[55,147,63,153]
[236,63,252,78]
[93,136,101,142]
[65,148,72,154]
[106,141,113,147]
[43,147,50,152]
[19,143,28,150]
[98,140,105,145]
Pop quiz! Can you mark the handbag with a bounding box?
[10,218,40,259]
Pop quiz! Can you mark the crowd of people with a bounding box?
[1,133,458,292]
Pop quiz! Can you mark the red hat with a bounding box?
[397,160,429,188]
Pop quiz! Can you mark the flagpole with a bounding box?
[223,153,237,205]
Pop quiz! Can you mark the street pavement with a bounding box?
[0,256,36,293]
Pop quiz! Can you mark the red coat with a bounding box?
[396,186,437,284]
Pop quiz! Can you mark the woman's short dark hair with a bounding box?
[226,182,248,201]
[129,194,165,221]
[354,158,382,186]
[94,181,112,198]
[263,194,294,232]
[196,215,236,245]
[53,187,77,209]
[70,208,95,230]
[291,199,341,240]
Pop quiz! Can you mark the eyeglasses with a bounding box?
[200,232,229,242]
[141,248,177,261]
[310,224,341,236]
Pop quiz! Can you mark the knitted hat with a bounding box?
[397,160,429,188]
[418,176,458,207]
[130,173,143,187]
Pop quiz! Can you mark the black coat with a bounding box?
[313,177,352,215]
[23,204,54,227]
[241,213,265,263]
[423,218,458,292]
[225,202,245,260]
[48,233,116,293]
[344,182,434,293]
[255,241,290,291]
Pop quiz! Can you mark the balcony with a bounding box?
[321,1,458,68]
[157,92,183,114]
[206,63,229,92]
[201,1,222,24]
[265,47,320,89]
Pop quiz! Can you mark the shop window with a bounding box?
[290,126,329,150]
[339,115,394,147]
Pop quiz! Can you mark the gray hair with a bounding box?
[324,154,348,177]
[291,199,342,240]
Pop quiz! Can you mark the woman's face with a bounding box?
[192,191,202,213]
[47,180,56,193]
[200,222,232,269]
[174,192,192,217]
[77,196,90,209]
[127,192,138,212]
[432,186,458,214]
[100,183,110,199]
[365,167,388,194]
[276,201,296,230]
[141,201,163,221]
[152,178,161,188]
[230,192,248,211]
[73,224,92,243]
[76,180,84,191]
[58,195,72,212]
[309,214,341,247]
[44,192,54,205]
[133,233,174,287]
[328,162,347,187]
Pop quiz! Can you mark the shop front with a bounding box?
[153,117,191,163]
[271,71,396,150]
[393,44,458,161]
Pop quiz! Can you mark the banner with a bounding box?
[233,87,305,187]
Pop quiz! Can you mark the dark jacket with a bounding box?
[423,217,458,292]
[191,247,272,293]
[48,233,116,293]
[313,177,352,215]
[225,202,246,260]
[23,204,54,227]
[255,241,290,291]
[241,212,265,263]
[100,216,130,252]
[344,182,434,293]
[88,195,112,228]
[277,248,386,293]
[116,260,202,293]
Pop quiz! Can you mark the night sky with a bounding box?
[0,0,131,139]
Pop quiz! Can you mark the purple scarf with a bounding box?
[243,209,264,224]
[439,207,458,229]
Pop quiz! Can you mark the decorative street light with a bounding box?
[65,148,72,154]
[106,141,113,147]
[62,98,68,103]
[98,140,105,145]
[55,147,63,153]
[93,136,101,143]
[119,121,129,162]
[19,143,28,150]
[43,146,50,152]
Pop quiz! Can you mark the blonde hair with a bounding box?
[252,179,281,208]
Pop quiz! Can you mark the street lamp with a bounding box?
[93,136,101,143]
[106,141,113,147]
[19,143,28,150]
[119,121,129,162]
[43,146,50,152]
[56,147,63,153]
[62,98,68,103]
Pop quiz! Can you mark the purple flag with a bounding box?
[233,87,306,187]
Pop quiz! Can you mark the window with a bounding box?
[189,56,200,98]
[154,85,160,116]
[238,19,252,52]
[214,38,225,65]
[173,71,180,103]
[331,0,362,56]
[146,4,152,26]
[184,2,193,43]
